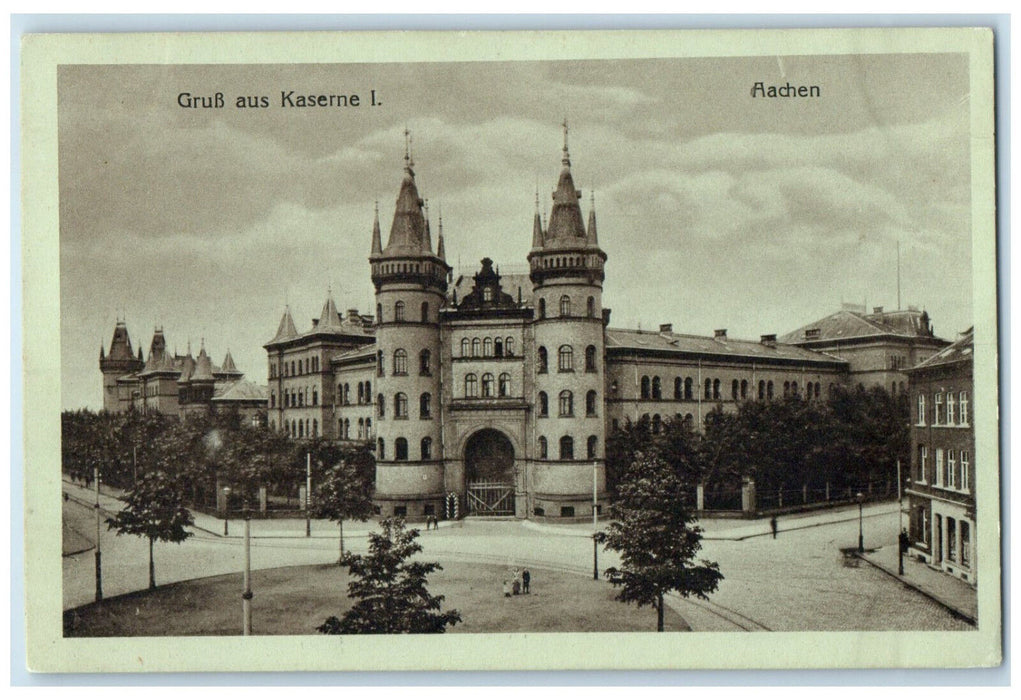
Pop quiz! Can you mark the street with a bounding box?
[63,491,972,632]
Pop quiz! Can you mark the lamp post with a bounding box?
[222,486,231,536]
[94,465,103,601]
[305,452,312,538]
[897,459,905,575]
[242,500,253,635]
[592,461,599,581]
[856,491,865,553]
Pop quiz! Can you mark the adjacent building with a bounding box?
[904,327,976,584]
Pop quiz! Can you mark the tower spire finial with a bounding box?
[561,117,570,168]
[404,126,410,167]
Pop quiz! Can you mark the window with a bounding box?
[505,337,514,356]
[641,376,651,399]
[652,414,662,434]
[461,338,470,357]
[358,418,364,440]
[585,345,597,372]
[961,450,970,493]
[377,394,385,418]
[560,295,572,317]
[674,377,682,400]
[395,438,408,461]
[499,373,511,397]
[961,521,971,567]
[947,517,957,562]
[376,350,384,377]
[270,392,276,408]
[538,436,548,459]
[560,506,575,518]
[731,379,739,400]
[960,391,969,424]
[483,287,493,302]
[705,378,712,400]
[587,296,595,317]
[494,338,503,357]
[537,346,548,373]
[291,361,296,376]
[483,337,493,357]
[783,381,790,398]
[917,393,926,425]
[652,376,662,399]
[558,345,574,372]
[767,381,774,400]
[421,437,432,460]
[559,436,574,460]
[421,301,429,323]
[376,303,383,322]
[559,390,574,416]
[420,392,432,418]
[419,349,431,376]
[587,435,598,459]
[713,379,721,400]
[791,381,798,397]
[935,448,944,486]
[481,373,494,397]
[365,418,372,437]
[741,379,748,399]
[685,377,693,400]
[471,338,481,357]
[394,301,405,321]
[465,373,479,398]
[934,392,944,425]
[918,444,928,483]
[312,419,318,438]
[394,392,408,418]
[343,384,351,405]
[312,388,319,406]
[538,298,546,319]
[947,450,957,489]
[392,349,408,375]
[538,391,549,417]
[586,390,598,416]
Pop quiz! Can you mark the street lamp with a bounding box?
[241,500,253,635]
[592,461,599,581]
[94,465,103,601]
[305,452,312,538]
[856,491,865,553]
[222,486,231,537]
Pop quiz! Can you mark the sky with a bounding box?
[59,53,974,411]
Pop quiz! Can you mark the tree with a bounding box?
[106,470,194,589]
[311,458,374,561]
[317,517,461,634]
[598,451,723,631]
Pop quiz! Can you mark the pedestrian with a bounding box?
[522,569,530,594]
[770,515,778,539]
[899,528,910,554]
[503,580,510,597]
[512,579,520,595]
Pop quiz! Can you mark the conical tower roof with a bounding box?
[106,321,136,361]
[178,350,195,384]
[192,343,214,381]
[269,306,299,344]
[545,121,587,245]
[221,350,239,373]
[370,202,383,255]
[317,292,344,331]
[384,130,428,255]
[531,190,545,249]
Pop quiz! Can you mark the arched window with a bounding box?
[652,414,662,434]
[465,373,479,398]
[792,381,799,397]
[419,349,431,376]
[741,379,748,399]
[291,360,296,376]
[587,435,598,459]
[344,384,350,404]
[537,346,548,373]
[421,437,432,460]
[585,345,597,372]
[587,296,595,317]
[481,373,495,397]
[461,338,470,357]
[344,418,350,439]
[393,349,408,375]
[365,380,371,397]
[652,376,662,399]
[560,295,572,317]
[538,298,546,319]
[558,345,574,372]
[586,390,598,416]
[421,301,429,323]
[298,420,304,438]
[365,418,372,436]
[494,338,503,357]
[376,350,384,377]
[783,381,791,398]
[685,377,693,400]
[377,393,385,418]
[312,388,319,406]
[758,380,765,400]
[731,380,739,400]
[498,373,511,397]
[312,419,318,437]
[394,392,408,418]
[559,436,574,460]
[674,377,682,400]
[376,303,383,322]
[394,301,405,322]
[559,390,574,416]
[420,392,431,418]
[767,381,774,399]
[483,337,493,357]
[538,436,548,459]
[357,382,364,404]
[471,338,481,357]
[505,337,514,356]
[704,378,712,400]
[358,418,364,439]
[713,379,721,400]
[395,438,408,461]
[538,391,549,417]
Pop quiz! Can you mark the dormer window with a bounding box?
[483,287,493,302]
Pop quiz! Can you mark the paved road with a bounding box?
[62,497,971,632]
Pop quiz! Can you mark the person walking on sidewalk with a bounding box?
[770,515,778,539]
[522,569,530,594]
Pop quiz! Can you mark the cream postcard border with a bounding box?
[21,27,1000,673]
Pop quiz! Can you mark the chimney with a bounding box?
[347,308,359,322]
[760,334,777,347]
[714,329,727,339]
[873,306,884,315]
[659,323,673,333]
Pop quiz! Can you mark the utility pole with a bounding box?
[592,461,599,581]
[897,459,905,575]
[242,503,253,635]
[94,465,103,601]
[306,452,312,537]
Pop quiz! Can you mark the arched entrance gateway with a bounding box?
[463,429,516,516]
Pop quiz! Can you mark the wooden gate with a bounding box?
[466,480,515,516]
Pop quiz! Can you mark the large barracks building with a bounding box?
[258,129,950,521]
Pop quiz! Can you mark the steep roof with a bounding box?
[606,328,847,366]
[220,350,241,375]
[268,307,299,345]
[544,131,588,246]
[213,379,268,402]
[192,345,215,381]
[383,157,429,256]
[780,307,938,345]
[106,321,136,361]
[909,327,974,372]
[316,293,344,331]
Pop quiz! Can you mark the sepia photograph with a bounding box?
[21,27,1000,672]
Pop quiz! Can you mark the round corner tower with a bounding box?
[369,143,451,520]
[525,124,608,520]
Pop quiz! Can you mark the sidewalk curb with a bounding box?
[852,551,977,626]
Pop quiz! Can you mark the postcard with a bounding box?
[21,27,1000,672]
